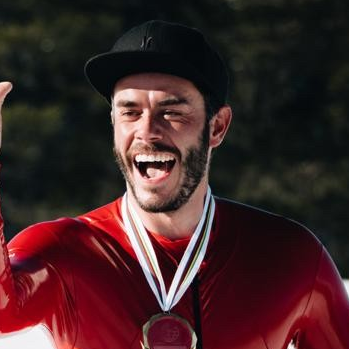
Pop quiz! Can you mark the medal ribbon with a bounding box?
[121,187,215,312]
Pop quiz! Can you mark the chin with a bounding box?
[133,186,194,213]
[133,190,174,213]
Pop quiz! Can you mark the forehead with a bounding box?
[112,73,203,102]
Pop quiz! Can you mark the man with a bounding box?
[0,20,348,349]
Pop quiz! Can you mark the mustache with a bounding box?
[128,142,181,158]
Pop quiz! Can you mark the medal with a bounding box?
[142,313,197,349]
[122,187,215,349]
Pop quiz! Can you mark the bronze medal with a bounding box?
[142,313,197,349]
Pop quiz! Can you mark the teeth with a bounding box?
[135,154,175,163]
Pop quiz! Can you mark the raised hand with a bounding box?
[0,81,13,148]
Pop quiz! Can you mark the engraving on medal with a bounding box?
[158,321,180,343]
[142,313,197,349]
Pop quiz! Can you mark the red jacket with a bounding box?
[1,197,349,348]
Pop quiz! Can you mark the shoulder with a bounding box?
[216,196,300,226]
[7,199,124,269]
[214,198,326,309]
[216,196,320,239]
[7,217,83,294]
[8,197,123,249]
[8,217,86,257]
[214,196,323,263]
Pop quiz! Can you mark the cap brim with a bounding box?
[84,51,211,104]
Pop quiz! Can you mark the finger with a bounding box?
[0,82,13,148]
[0,82,13,107]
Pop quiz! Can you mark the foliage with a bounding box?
[0,0,348,275]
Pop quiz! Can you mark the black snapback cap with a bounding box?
[84,20,229,108]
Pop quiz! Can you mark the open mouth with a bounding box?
[134,153,176,179]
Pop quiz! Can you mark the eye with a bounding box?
[123,110,139,116]
[120,110,142,119]
[163,110,182,119]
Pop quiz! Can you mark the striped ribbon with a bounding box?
[121,187,215,312]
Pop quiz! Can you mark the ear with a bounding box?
[209,105,233,148]
[110,109,115,126]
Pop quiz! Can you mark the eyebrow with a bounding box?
[115,100,139,108]
[157,97,189,107]
[114,97,189,109]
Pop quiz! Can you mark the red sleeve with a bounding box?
[0,204,76,338]
[0,208,18,330]
[297,247,349,349]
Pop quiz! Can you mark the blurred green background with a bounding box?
[0,0,348,276]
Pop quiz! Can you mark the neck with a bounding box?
[127,182,209,240]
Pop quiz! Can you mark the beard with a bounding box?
[114,122,210,213]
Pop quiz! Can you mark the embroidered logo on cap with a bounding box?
[141,36,153,50]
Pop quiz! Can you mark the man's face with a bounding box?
[111,73,211,213]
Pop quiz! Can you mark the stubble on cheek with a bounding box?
[113,146,133,185]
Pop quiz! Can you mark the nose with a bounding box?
[134,113,163,143]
